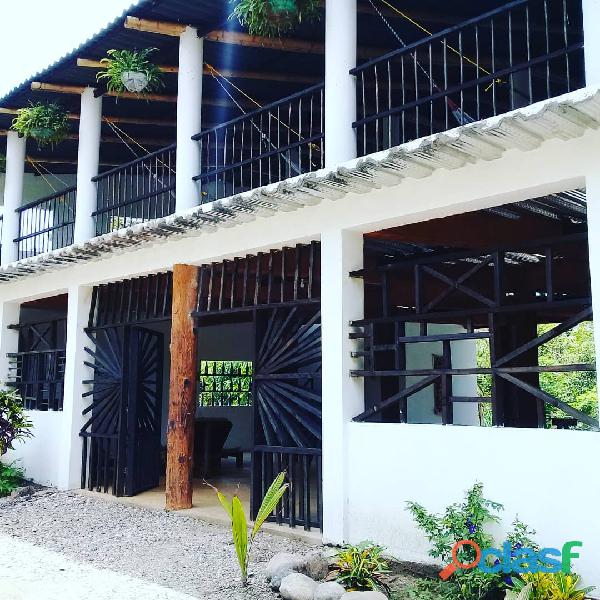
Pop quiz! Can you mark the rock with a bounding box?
[265,551,306,581]
[341,592,388,599]
[10,486,36,499]
[280,572,319,600]
[304,550,330,581]
[270,563,302,591]
[314,581,346,600]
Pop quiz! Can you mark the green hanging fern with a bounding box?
[11,102,69,148]
[230,0,320,37]
[96,48,164,95]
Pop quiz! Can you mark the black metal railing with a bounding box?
[252,446,322,531]
[352,0,584,155]
[15,186,76,259]
[8,349,66,411]
[93,144,176,235]
[193,84,325,204]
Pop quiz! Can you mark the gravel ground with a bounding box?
[0,489,313,599]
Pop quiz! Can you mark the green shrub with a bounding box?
[97,48,164,95]
[209,471,288,585]
[230,0,320,37]
[11,102,69,147]
[0,462,24,497]
[0,388,33,456]
[509,573,594,600]
[333,541,390,593]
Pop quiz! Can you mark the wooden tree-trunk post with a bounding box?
[166,264,199,510]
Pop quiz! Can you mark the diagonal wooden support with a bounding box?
[422,255,494,312]
[422,259,495,309]
[495,306,593,367]
[497,372,600,430]
[353,374,438,422]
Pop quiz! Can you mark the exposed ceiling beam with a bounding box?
[0,129,172,145]
[123,16,388,58]
[124,16,187,37]
[26,155,119,166]
[77,58,320,84]
[0,107,176,127]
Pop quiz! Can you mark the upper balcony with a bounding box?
[0,0,590,269]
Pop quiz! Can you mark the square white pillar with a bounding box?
[57,285,94,490]
[176,27,204,212]
[583,0,600,85]
[325,0,357,168]
[74,88,102,244]
[585,173,600,426]
[0,300,21,385]
[320,228,364,543]
[1,131,26,266]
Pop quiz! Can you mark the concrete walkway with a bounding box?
[0,533,197,600]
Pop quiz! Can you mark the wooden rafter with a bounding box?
[124,16,187,36]
[77,58,320,84]
[0,129,172,146]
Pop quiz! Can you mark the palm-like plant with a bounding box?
[209,471,288,585]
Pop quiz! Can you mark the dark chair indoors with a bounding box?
[193,417,233,478]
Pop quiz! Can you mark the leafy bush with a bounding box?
[209,471,288,585]
[230,0,320,37]
[97,48,164,95]
[0,388,33,456]
[333,542,390,593]
[11,102,69,147]
[0,462,24,497]
[407,484,537,600]
[509,573,594,600]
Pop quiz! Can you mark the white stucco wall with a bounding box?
[345,424,600,593]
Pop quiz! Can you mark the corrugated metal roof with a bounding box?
[0,86,597,284]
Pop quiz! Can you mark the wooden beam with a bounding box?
[166,264,199,511]
[77,57,320,84]
[125,16,188,37]
[1,128,172,145]
[1,107,176,127]
[25,155,118,166]
[31,81,177,103]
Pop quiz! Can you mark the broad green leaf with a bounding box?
[232,495,249,584]
[251,471,288,539]
[217,491,233,521]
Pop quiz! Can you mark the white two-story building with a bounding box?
[2,0,600,589]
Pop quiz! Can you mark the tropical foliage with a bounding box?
[11,102,69,147]
[0,388,33,457]
[97,48,164,95]
[0,462,25,497]
[333,542,390,593]
[508,573,594,600]
[209,471,288,585]
[230,0,320,37]
[198,360,253,407]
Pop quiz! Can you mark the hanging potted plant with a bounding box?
[97,48,164,95]
[11,102,69,148]
[230,0,320,37]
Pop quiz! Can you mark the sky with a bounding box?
[0,0,135,97]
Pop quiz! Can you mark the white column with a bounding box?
[325,0,357,169]
[74,88,102,244]
[176,27,204,212]
[321,228,364,543]
[0,300,20,385]
[583,0,600,85]
[585,173,600,426]
[1,131,26,265]
[57,284,93,489]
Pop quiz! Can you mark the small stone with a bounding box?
[304,550,330,581]
[314,581,346,600]
[280,572,319,600]
[10,486,36,499]
[341,592,388,599]
[265,551,306,581]
[270,564,301,591]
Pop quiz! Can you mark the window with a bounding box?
[198,361,253,407]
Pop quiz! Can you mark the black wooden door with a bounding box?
[252,305,323,530]
[80,325,163,497]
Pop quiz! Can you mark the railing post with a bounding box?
[176,27,204,212]
[325,0,357,168]
[74,88,102,243]
[320,228,364,543]
[583,0,600,85]
[1,131,26,265]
